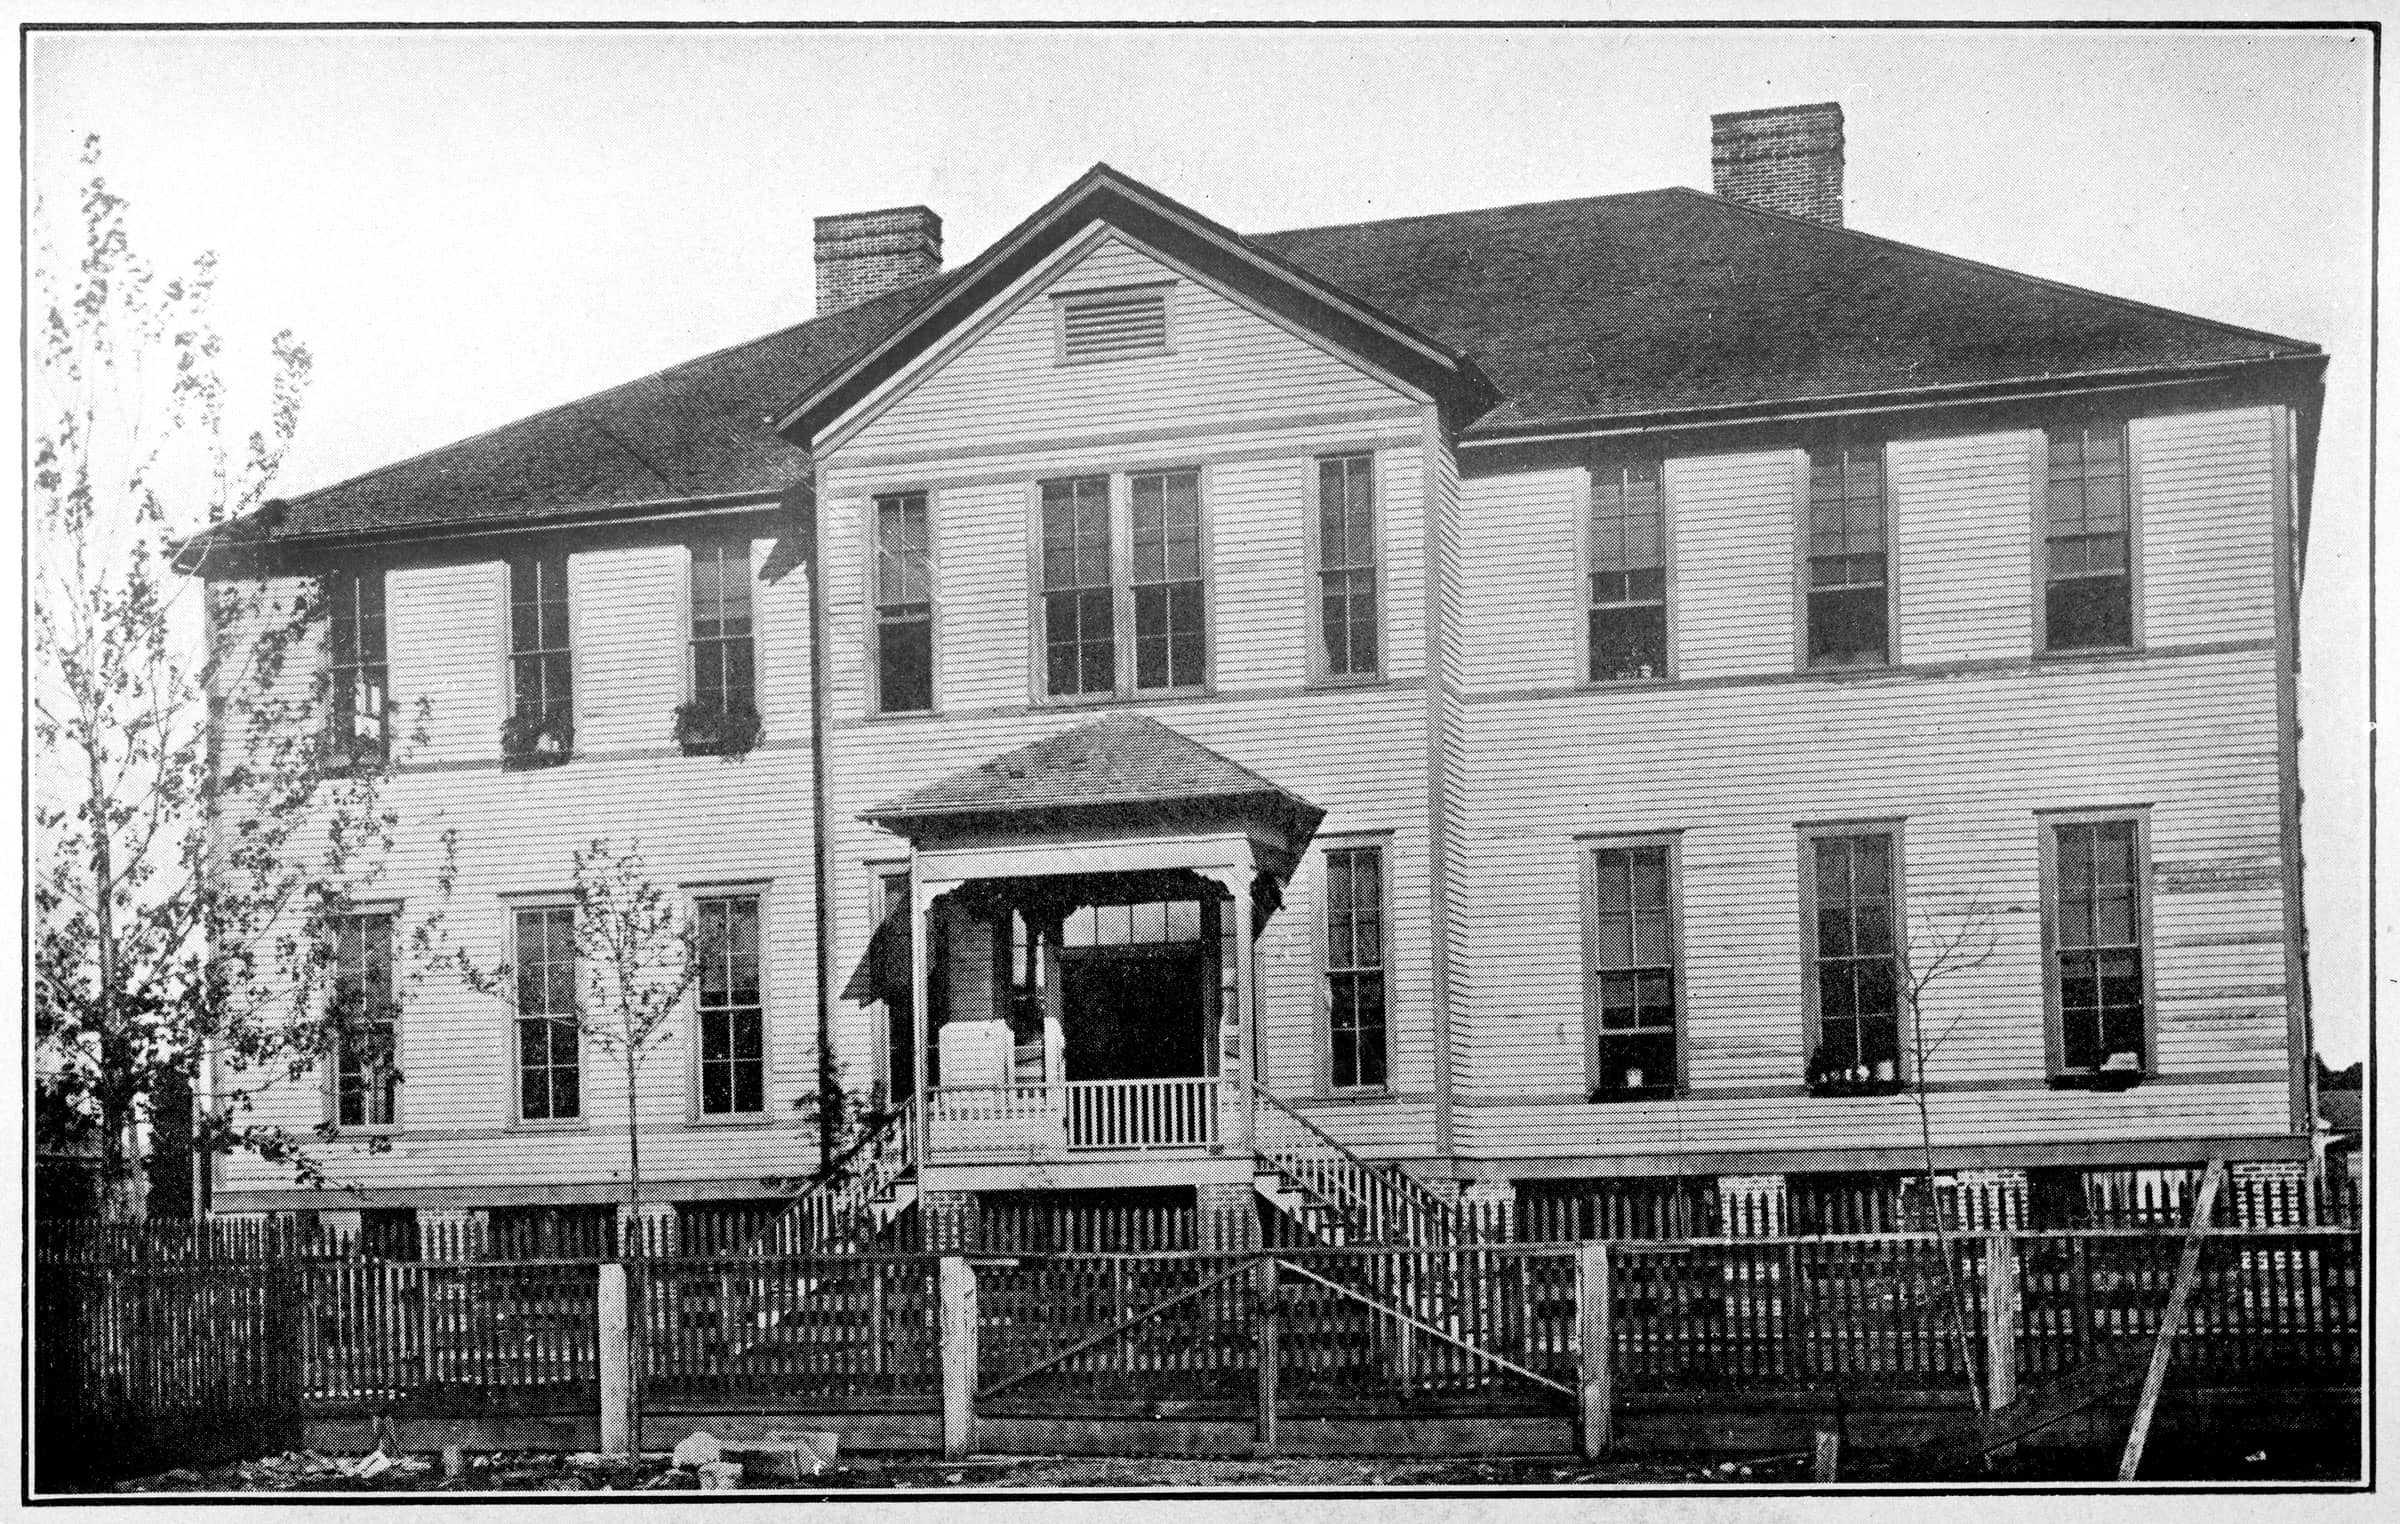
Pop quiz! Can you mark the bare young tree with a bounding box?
[1892,894,2010,1412]
[32,133,413,1218]
[437,839,710,1237]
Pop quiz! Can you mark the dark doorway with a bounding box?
[1061,946,1207,1080]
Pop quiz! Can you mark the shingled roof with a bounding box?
[864,712,1323,832]
[224,175,2318,548]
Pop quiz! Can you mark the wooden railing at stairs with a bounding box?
[734,1096,919,1255]
[1250,1088,1469,1248]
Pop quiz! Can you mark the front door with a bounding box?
[1060,946,1207,1081]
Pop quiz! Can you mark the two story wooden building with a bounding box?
[191,103,2325,1253]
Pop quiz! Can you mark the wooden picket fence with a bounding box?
[36,1223,2363,1486]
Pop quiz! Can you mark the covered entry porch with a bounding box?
[861,713,1323,1172]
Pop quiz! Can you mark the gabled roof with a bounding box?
[201,170,2321,552]
[772,162,1502,449]
[863,712,1323,833]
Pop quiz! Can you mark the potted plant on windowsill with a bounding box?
[1589,1063,1676,1103]
[2053,1050,2146,1092]
[672,701,762,758]
[1807,1046,1905,1098]
[500,709,574,770]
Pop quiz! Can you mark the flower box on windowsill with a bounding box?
[1808,1071,1906,1099]
[673,701,762,758]
[2050,1053,2147,1092]
[500,712,574,771]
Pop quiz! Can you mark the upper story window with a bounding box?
[1038,470,1208,701]
[1055,285,1171,364]
[324,568,389,769]
[689,539,756,709]
[514,905,580,1123]
[1588,460,1667,681]
[1804,827,1904,1094]
[505,551,572,767]
[695,894,765,1116]
[2043,423,2135,651]
[1314,454,1380,681]
[1322,843,1388,1093]
[873,493,935,714]
[1587,841,1678,1100]
[1130,471,1205,691]
[329,911,398,1128]
[2045,816,2150,1083]
[1805,444,1890,669]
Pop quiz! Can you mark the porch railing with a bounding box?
[929,1078,1220,1158]
[1251,1087,1469,1247]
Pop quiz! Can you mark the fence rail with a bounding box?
[37,1224,2363,1485]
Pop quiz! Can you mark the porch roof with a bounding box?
[862,712,1324,843]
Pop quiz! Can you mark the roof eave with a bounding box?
[1457,352,2330,447]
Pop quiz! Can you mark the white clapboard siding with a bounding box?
[1457,466,1580,693]
[1668,450,1800,680]
[843,233,1413,461]
[567,544,683,754]
[2134,406,2279,647]
[1891,429,2038,666]
[388,560,504,765]
[1450,644,2290,1161]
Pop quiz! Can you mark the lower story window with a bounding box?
[515,906,581,1122]
[330,912,399,1127]
[1806,830,1902,1091]
[1324,844,1388,1091]
[696,895,765,1115]
[2050,817,2148,1078]
[1589,843,1677,1098]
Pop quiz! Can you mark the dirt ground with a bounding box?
[96,1434,2352,1493]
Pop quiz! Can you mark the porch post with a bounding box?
[1203,865,1256,1155]
[910,866,939,1170]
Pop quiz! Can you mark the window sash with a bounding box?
[1128,471,1204,691]
[1324,846,1388,1091]
[514,907,580,1122]
[696,895,765,1115]
[691,542,756,712]
[1316,455,1379,679]
[1040,477,1116,697]
[326,570,390,764]
[2044,423,2134,651]
[1805,446,1890,668]
[509,553,572,722]
[2051,819,2147,1071]
[1809,833,1901,1075]
[872,494,935,712]
[332,913,398,1127]
[1590,845,1676,1093]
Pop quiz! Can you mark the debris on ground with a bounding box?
[696,1460,745,1490]
[671,1431,722,1469]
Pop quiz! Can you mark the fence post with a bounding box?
[597,1262,632,1456]
[1254,1257,1279,1454]
[940,1256,978,1460]
[1982,1234,2017,1412]
[1577,1242,1614,1459]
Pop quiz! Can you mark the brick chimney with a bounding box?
[813,205,943,316]
[1710,103,1845,226]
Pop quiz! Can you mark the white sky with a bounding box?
[24,23,2373,1064]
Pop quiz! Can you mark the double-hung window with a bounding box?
[514,906,581,1122]
[689,540,756,716]
[2043,423,2135,651]
[695,895,765,1116]
[2046,816,2149,1080]
[1805,445,1890,668]
[1322,844,1388,1092]
[1804,829,1903,1091]
[1038,470,1207,700]
[330,912,398,1128]
[1588,460,1668,681]
[1587,842,1677,1098]
[873,493,935,713]
[1314,454,1380,680]
[1130,471,1205,690]
[325,568,389,768]
[505,551,572,766]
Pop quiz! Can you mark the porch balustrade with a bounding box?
[929,1077,1222,1159]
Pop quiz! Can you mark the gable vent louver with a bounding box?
[1057,288,1170,363]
